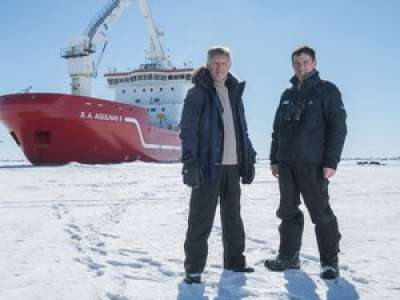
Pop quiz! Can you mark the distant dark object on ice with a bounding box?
[357,160,386,166]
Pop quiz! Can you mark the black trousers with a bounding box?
[277,163,341,265]
[184,165,246,274]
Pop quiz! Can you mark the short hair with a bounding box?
[291,45,316,62]
[207,46,231,64]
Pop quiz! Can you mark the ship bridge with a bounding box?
[104,67,194,130]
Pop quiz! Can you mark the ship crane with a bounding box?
[60,0,170,97]
[137,0,170,69]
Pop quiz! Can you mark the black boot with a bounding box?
[264,252,300,271]
[320,262,340,280]
[184,273,202,284]
[226,265,255,273]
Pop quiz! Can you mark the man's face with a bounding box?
[208,55,231,81]
[292,53,316,82]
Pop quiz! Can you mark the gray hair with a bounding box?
[207,46,231,65]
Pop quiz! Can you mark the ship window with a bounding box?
[138,75,144,80]
[154,98,160,103]
[133,76,137,81]
[173,75,179,80]
[180,74,184,79]
[160,87,163,91]
[147,74,153,80]
[133,89,136,93]
[154,74,160,80]
[171,87,174,91]
[185,74,191,80]
[122,89,126,93]
[168,75,172,80]
[135,99,141,103]
[150,88,153,92]
[161,75,167,80]
[142,88,146,92]
[161,107,165,112]
[151,108,156,112]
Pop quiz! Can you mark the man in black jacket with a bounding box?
[264,46,347,280]
[180,46,256,284]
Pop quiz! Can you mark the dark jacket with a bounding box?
[180,67,256,179]
[269,71,347,169]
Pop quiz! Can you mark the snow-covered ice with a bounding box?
[0,159,399,299]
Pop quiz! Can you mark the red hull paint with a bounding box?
[0,93,181,165]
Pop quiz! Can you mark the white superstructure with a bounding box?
[105,66,193,130]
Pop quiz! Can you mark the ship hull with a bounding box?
[0,93,181,165]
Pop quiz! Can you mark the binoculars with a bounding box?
[284,100,306,123]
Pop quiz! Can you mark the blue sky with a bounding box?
[1,0,399,159]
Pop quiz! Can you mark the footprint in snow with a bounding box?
[106,260,143,268]
[118,248,148,256]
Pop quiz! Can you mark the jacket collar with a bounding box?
[290,69,320,89]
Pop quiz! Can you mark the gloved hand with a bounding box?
[182,161,204,189]
[241,164,255,184]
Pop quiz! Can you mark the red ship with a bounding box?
[0,91,184,165]
[0,0,193,165]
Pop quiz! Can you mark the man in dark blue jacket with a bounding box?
[264,46,347,280]
[180,46,256,284]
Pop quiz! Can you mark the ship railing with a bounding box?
[60,44,96,58]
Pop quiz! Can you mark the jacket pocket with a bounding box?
[304,101,324,130]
